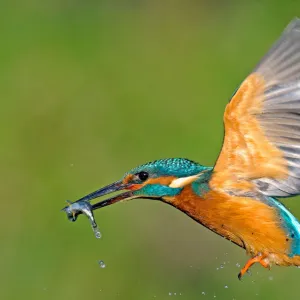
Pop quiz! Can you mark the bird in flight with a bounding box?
[64,19,300,279]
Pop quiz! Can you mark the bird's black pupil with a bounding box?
[138,171,149,181]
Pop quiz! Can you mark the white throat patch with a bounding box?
[169,175,199,188]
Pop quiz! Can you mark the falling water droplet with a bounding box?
[201,292,206,295]
[98,260,106,268]
[236,263,240,268]
[93,226,102,239]
[220,264,224,269]
[224,285,228,289]
[269,276,273,281]
[168,292,172,296]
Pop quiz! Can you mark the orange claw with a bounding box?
[238,254,269,280]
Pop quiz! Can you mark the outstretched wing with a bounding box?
[210,18,300,197]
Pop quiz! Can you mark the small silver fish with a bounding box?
[62,200,101,238]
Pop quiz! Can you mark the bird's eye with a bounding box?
[137,171,149,181]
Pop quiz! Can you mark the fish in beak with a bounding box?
[62,180,137,236]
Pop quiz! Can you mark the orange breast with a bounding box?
[165,187,291,258]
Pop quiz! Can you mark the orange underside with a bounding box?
[165,187,300,267]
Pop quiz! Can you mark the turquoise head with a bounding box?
[71,158,211,215]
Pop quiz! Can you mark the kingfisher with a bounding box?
[64,19,300,279]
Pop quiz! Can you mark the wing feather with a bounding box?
[211,18,300,197]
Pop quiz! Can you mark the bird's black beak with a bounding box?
[62,180,135,221]
[77,180,131,202]
[84,180,135,210]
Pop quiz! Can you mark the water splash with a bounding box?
[98,260,106,268]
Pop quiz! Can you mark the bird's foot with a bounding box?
[238,253,270,280]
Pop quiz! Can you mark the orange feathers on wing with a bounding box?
[211,18,300,197]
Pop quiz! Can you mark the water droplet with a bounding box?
[220,264,224,269]
[174,293,177,296]
[224,285,228,289]
[201,292,206,295]
[269,276,273,281]
[98,260,106,268]
[216,268,219,270]
[168,292,172,296]
[236,263,240,268]
[93,226,102,239]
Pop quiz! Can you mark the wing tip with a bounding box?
[285,17,300,34]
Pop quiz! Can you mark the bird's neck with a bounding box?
[166,187,244,247]
[163,169,245,248]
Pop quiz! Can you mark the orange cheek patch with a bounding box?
[145,176,177,185]
[123,174,134,184]
[123,176,178,190]
[127,184,142,191]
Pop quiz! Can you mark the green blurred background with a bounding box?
[2,1,300,299]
